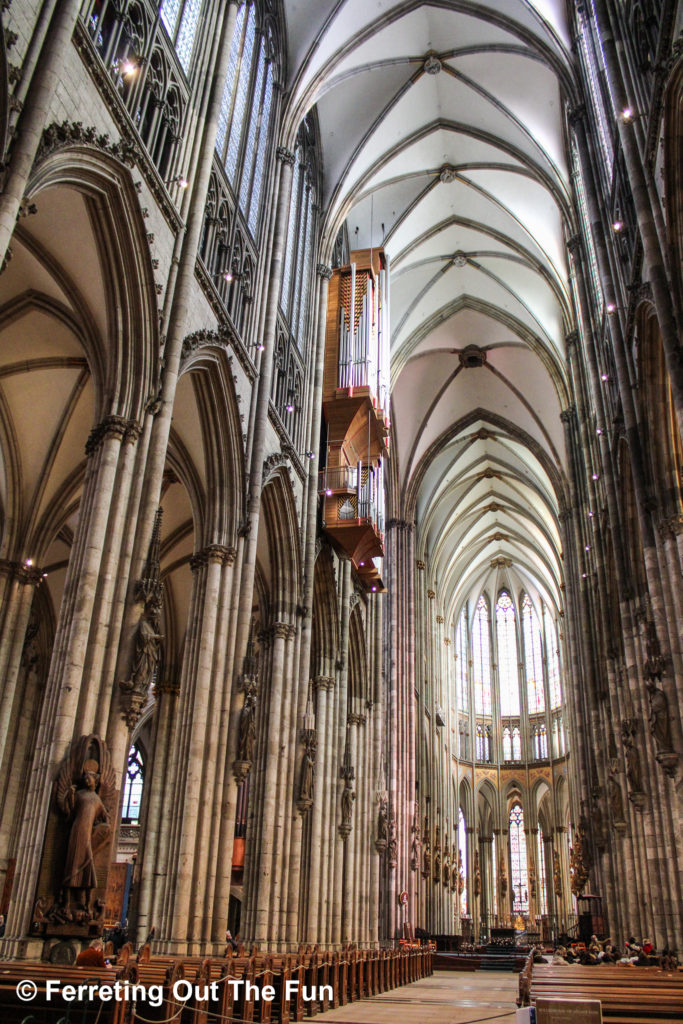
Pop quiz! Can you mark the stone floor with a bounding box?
[316,970,520,1024]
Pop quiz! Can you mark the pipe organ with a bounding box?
[319,248,390,591]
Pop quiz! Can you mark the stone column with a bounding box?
[0,0,83,266]
[590,0,683,437]
[0,561,44,772]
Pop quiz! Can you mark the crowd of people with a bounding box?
[540,934,679,970]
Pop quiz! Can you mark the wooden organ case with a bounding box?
[319,248,390,591]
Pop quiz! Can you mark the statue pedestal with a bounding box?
[655,751,679,777]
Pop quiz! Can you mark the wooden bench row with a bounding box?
[518,954,683,1023]
[0,943,433,1024]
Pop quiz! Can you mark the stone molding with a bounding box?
[85,416,141,457]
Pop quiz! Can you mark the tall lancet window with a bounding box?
[544,605,563,709]
[280,119,318,351]
[473,596,492,716]
[522,594,545,714]
[496,591,519,716]
[458,808,468,916]
[160,0,202,73]
[456,607,469,711]
[122,744,144,823]
[509,803,529,914]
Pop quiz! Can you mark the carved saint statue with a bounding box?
[499,854,508,896]
[239,684,257,763]
[433,825,441,882]
[442,835,450,887]
[553,849,562,897]
[387,815,397,867]
[377,798,388,843]
[624,738,642,793]
[341,780,355,827]
[56,737,115,914]
[646,680,672,752]
[422,816,431,878]
[122,596,162,697]
[299,735,316,806]
[608,772,624,822]
[457,851,465,896]
[474,850,481,898]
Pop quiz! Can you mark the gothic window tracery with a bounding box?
[473,595,492,717]
[532,723,548,760]
[122,743,145,823]
[496,591,519,716]
[509,803,529,914]
[456,607,468,712]
[522,594,545,715]
[544,606,562,709]
[160,0,201,73]
[216,2,277,239]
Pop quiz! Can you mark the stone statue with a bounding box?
[387,814,397,868]
[608,772,624,822]
[457,851,464,896]
[56,736,115,915]
[624,738,642,793]
[474,850,481,897]
[553,850,562,897]
[442,835,450,886]
[499,854,507,896]
[377,798,388,843]
[341,779,355,827]
[298,731,316,809]
[422,816,431,878]
[239,684,257,763]
[646,679,673,752]
[433,825,441,883]
[410,808,421,871]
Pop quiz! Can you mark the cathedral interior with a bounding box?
[0,0,681,975]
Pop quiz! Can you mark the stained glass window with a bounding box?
[458,808,467,916]
[281,149,302,317]
[225,5,255,184]
[503,726,512,761]
[476,724,490,762]
[512,726,521,761]
[509,804,529,914]
[522,594,545,714]
[239,36,266,211]
[215,3,245,158]
[160,0,201,74]
[456,607,468,711]
[473,595,492,716]
[577,4,614,174]
[537,830,548,914]
[248,61,273,233]
[122,743,144,822]
[544,605,562,708]
[496,591,519,716]
[533,724,548,759]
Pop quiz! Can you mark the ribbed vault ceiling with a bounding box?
[283,0,576,618]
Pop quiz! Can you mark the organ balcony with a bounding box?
[320,247,391,588]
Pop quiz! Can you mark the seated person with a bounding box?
[76,939,109,968]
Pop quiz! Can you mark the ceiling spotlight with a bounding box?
[612,220,624,232]
[621,107,634,122]
[166,175,189,188]
[585,545,591,551]
[601,373,609,382]
[582,572,587,579]
[326,488,333,497]
[596,428,603,435]
[592,473,599,481]
[588,511,594,518]
[223,271,233,283]
[257,343,265,352]
[372,586,377,592]
[25,559,33,567]
[286,403,294,413]
[606,303,616,313]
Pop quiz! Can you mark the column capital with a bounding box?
[0,558,44,585]
[313,675,334,691]
[316,263,333,280]
[85,415,141,457]
[560,404,576,424]
[276,146,296,166]
[566,234,582,257]
[190,544,236,570]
